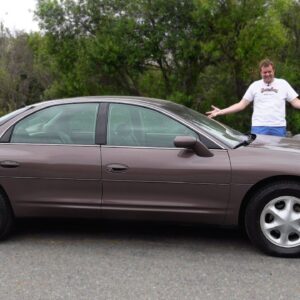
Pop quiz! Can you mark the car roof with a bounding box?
[29,96,183,111]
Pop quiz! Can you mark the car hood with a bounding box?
[248,134,300,153]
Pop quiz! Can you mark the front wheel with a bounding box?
[245,181,300,257]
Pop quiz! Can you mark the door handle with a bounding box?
[106,164,128,173]
[0,161,20,168]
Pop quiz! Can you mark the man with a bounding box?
[206,59,300,136]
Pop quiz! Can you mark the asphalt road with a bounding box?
[0,219,299,300]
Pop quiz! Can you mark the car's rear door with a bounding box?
[101,103,231,224]
[0,103,102,217]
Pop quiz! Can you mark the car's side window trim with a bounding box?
[0,125,14,143]
[95,102,109,145]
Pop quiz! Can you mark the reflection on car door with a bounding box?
[101,103,231,224]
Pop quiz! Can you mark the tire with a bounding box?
[0,192,14,240]
[245,181,300,257]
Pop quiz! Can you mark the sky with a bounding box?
[0,0,39,32]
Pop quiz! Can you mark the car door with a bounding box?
[0,103,102,217]
[101,103,231,224]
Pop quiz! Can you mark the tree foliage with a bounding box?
[1,0,300,133]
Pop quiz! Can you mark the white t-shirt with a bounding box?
[243,78,298,126]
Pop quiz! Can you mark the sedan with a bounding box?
[0,96,299,257]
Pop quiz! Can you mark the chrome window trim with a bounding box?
[1,142,100,147]
[101,144,227,152]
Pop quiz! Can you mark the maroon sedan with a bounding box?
[0,96,299,257]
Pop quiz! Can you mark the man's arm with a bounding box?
[290,98,300,109]
[206,99,251,118]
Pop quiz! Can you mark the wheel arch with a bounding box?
[238,175,300,229]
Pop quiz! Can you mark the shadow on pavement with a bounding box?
[11,218,251,251]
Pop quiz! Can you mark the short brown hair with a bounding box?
[259,59,275,70]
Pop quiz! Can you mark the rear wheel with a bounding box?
[0,192,14,240]
[245,181,300,257]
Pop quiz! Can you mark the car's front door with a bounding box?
[101,103,231,224]
[0,103,102,217]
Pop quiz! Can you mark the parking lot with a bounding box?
[0,219,299,300]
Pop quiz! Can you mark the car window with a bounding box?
[107,103,198,147]
[163,102,247,148]
[10,103,99,145]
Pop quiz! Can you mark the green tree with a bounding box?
[194,0,288,132]
[0,25,47,112]
[33,0,293,132]
[278,0,300,134]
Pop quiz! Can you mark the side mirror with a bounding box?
[174,136,214,157]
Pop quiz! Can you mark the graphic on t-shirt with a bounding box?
[261,87,278,93]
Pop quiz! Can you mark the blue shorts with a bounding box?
[251,126,286,137]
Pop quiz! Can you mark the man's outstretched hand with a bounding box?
[206,105,221,118]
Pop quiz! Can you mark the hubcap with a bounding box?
[260,196,300,248]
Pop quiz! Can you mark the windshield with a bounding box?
[0,106,29,126]
[164,102,247,148]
